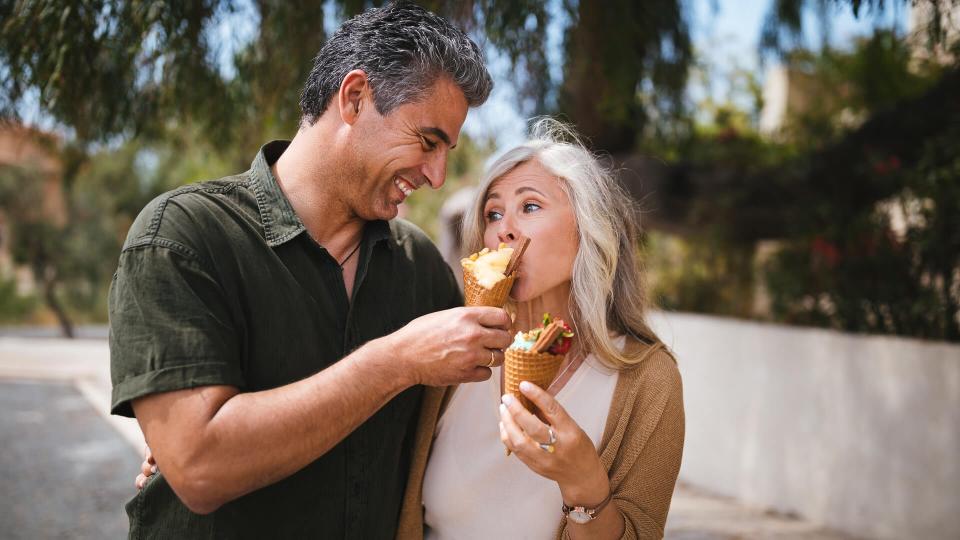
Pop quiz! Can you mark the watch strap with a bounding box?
[562,491,613,520]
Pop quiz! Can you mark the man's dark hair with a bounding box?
[299,1,492,125]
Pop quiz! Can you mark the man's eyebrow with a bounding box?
[421,127,455,148]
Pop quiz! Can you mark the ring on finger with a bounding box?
[538,427,557,453]
[485,349,497,367]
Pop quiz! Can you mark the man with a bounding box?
[109,3,510,537]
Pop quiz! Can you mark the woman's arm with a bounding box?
[582,354,685,539]
[499,382,625,539]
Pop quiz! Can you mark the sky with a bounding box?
[15,0,911,151]
[463,0,910,152]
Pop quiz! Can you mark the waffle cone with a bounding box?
[462,270,516,307]
[504,348,564,421]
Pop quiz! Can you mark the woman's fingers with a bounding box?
[519,381,570,428]
[499,403,535,455]
[501,393,551,443]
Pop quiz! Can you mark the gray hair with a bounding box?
[462,117,661,370]
[299,1,492,124]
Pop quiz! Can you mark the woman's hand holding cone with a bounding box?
[498,381,610,508]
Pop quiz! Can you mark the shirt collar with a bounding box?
[250,140,392,249]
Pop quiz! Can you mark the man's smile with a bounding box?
[394,175,420,199]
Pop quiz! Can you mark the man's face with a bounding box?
[348,77,469,221]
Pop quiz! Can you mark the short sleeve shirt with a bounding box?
[109,140,463,539]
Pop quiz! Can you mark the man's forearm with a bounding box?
[139,336,411,513]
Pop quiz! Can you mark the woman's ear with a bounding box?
[338,69,369,125]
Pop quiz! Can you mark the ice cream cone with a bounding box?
[463,270,516,307]
[503,347,564,421]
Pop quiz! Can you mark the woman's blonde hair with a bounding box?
[462,117,660,370]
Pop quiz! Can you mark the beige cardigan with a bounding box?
[396,341,685,540]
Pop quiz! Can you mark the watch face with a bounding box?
[568,509,592,524]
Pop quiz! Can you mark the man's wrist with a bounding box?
[354,335,418,390]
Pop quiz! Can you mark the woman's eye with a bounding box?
[485,210,503,222]
[523,202,541,213]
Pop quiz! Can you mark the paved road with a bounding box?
[0,380,140,539]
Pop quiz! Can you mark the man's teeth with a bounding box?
[394,177,414,197]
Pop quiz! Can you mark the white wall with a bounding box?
[649,312,960,540]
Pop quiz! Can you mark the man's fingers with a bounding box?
[470,307,512,330]
[476,348,504,368]
[464,366,493,383]
[480,327,513,350]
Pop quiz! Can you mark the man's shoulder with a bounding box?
[122,173,254,253]
[388,218,441,255]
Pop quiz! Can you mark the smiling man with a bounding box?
[108,3,510,538]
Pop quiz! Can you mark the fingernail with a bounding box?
[501,394,514,406]
[150,465,158,474]
[520,381,532,392]
[499,403,508,414]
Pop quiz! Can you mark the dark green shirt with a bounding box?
[109,141,462,539]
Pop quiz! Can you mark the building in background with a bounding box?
[0,124,66,295]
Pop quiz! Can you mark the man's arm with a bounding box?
[133,306,511,514]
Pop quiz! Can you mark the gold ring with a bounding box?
[486,350,496,367]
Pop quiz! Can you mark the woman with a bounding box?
[397,118,685,539]
[137,118,684,539]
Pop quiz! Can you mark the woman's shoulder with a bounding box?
[618,337,682,391]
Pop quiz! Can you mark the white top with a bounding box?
[422,350,620,540]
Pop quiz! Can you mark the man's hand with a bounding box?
[383,306,512,387]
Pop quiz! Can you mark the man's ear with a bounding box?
[338,69,370,126]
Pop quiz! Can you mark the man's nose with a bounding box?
[422,152,448,189]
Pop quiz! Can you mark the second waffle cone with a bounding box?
[503,347,564,422]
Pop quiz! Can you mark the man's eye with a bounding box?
[422,137,438,150]
[486,211,502,222]
[523,203,541,213]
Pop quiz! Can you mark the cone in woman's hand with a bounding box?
[503,314,574,422]
[503,348,564,421]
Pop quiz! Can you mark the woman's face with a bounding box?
[482,159,579,302]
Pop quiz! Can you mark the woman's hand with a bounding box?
[499,381,610,506]
[135,445,158,490]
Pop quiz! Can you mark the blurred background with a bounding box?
[0,0,957,538]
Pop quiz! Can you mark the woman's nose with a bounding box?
[497,225,516,244]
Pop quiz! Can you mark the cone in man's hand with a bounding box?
[460,238,528,307]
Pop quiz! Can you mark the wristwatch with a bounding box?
[562,492,613,524]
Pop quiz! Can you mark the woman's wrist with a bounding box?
[559,464,610,507]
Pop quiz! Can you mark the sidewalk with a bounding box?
[0,337,861,539]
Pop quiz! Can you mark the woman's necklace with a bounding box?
[546,349,585,394]
[337,241,362,270]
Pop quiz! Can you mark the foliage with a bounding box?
[764,125,960,340]
[0,276,37,323]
